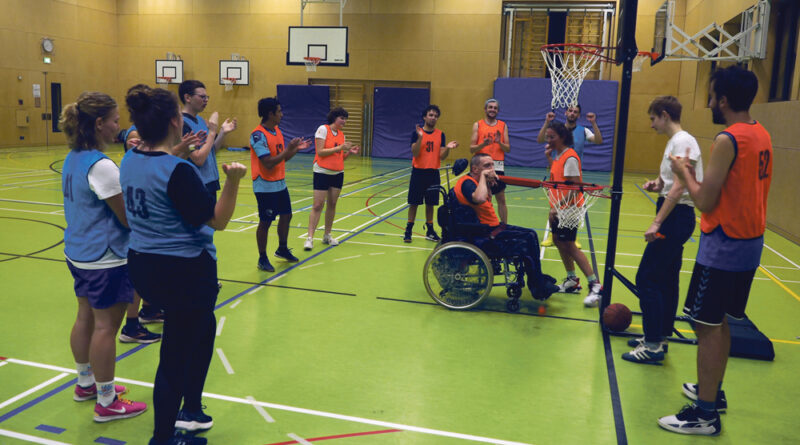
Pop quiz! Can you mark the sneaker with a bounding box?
[175,408,214,431]
[557,276,582,293]
[583,280,602,307]
[138,307,165,324]
[425,225,440,242]
[682,383,727,413]
[149,433,208,445]
[403,227,412,243]
[541,237,554,247]
[274,247,299,262]
[627,337,669,353]
[322,233,339,246]
[621,343,665,364]
[303,237,313,251]
[657,403,721,436]
[74,384,127,402]
[257,256,275,272]
[94,396,147,422]
[119,324,162,344]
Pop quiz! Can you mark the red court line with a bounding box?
[265,428,401,445]
[365,187,422,235]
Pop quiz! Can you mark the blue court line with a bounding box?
[95,437,126,445]
[35,424,65,434]
[634,182,696,242]
[0,205,410,424]
[602,331,628,445]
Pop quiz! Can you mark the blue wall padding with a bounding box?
[276,84,330,153]
[493,78,618,171]
[372,87,431,159]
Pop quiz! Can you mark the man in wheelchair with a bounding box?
[448,153,558,301]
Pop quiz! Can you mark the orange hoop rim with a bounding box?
[157,76,174,83]
[541,44,661,64]
[222,77,238,83]
[303,57,322,64]
[541,180,609,197]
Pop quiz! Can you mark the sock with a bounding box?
[278,242,287,249]
[587,274,597,283]
[125,317,138,329]
[643,341,661,350]
[76,362,93,387]
[259,251,267,259]
[96,380,115,407]
[695,398,716,415]
[406,221,414,228]
[567,270,577,279]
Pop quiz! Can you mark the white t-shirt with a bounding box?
[660,130,703,206]
[583,127,595,141]
[313,125,343,175]
[552,150,581,178]
[66,158,127,269]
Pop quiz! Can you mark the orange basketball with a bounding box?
[602,303,632,332]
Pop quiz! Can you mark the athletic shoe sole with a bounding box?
[274,252,299,262]
[175,419,214,431]
[119,333,161,344]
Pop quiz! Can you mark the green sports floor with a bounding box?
[0,146,798,445]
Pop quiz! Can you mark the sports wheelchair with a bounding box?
[422,161,557,312]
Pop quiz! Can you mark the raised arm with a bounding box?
[188,111,219,166]
[207,162,247,230]
[537,112,555,143]
[586,112,602,144]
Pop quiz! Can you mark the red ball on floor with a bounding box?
[602,303,632,332]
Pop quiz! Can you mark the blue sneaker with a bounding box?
[257,256,275,272]
[621,342,665,364]
[119,323,162,344]
[175,408,213,431]
[274,247,299,262]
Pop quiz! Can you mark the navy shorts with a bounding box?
[490,170,507,194]
[128,249,218,312]
[407,168,440,206]
[67,262,134,309]
[255,188,292,221]
[313,172,344,190]
[550,215,577,242]
[683,263,756,326]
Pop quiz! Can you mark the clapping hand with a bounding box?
[221,162,247,180]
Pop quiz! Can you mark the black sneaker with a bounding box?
[175,408,213,431]
[682,383,727,413]
[657,403,720,436]
[425,224,440,242]
[627,336,669,353]
[403,226,412,243]
[149,432,208,445]
[274,247,299,262]
[138,307,165,324]
[119,324,162,344]
[257,256,275,272]
[621,343,665,364]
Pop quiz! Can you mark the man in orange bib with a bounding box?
[404,105,459,243]
[453,154,557,300]
[250,98,310,272]
[658,66,772,436]
[470,99,510,224]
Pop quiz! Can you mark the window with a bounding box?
[768,0,799,102]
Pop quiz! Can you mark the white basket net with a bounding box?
[303,57,320,72]
[541,45,605,109]
[222,78,236,92]
[543,187,603,230]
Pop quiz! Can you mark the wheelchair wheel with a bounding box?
[423,241,493,310]
[506,284,522,300]
[506,299,520,312]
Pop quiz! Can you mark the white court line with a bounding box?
[370,252,385,256]
[216,348,235,374]
[230,300,243,309]
[245,287,261,296]
[288,433,313,445]
[0,177,61,187]
[0,207,65,216]
[344,240,430,251]
[0,198,61,207]
[3,357,533,445]
[0,373,70,411]
[299,262,324,270]
[246,395,275,423]
[330,202,408,242]
[0,361,7,368]
[334,255,362,262]
[216,316,226,337]
[0,429,71,445]
[763,243,800,271]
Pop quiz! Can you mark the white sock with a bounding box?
[76,362,94,387]
[96,380,116,407]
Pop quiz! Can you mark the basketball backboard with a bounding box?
[615,0,639,64]
[155,60,183,84]
[652,0,668,64]
[287,26,349,67]
[219,60,249,85]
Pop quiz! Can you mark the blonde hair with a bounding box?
[59,92,117,150]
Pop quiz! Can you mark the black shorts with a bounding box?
[67,262,134,309]
[128,249,218,312]
[313,172,344,190]
[683,263,756,326]
[550,215,577,242]
[407,168,440,206]
[255,188,292,221]
[491,170,507,195]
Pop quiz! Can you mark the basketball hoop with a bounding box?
[156,76,174,85]
[540,44,614,109]
[542,180,610,230]
[222,77,237,92]
[633,51,660,72]
[303,57,321,72]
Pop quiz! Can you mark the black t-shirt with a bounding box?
[166,161,215,227]
[460,179,478,205]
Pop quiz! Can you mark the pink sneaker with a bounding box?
[74,383,127,402]
[94,397,147,422]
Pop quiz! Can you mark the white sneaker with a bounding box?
[557,276,581,293]
[303,237,313,251]
[322,234,339,246]
[583,280,602,307]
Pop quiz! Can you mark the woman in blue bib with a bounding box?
[121,87,246,445]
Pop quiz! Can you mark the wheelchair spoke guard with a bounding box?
[423,242,493,309]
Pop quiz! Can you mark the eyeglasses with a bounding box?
[194,94,210,100]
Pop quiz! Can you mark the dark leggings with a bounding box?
[128,249,218,442]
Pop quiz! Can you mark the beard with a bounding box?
[711,104,725,125]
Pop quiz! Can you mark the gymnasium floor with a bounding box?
[0,146,798,445]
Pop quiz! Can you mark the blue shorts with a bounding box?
[67,262,134,309]
[313,172,344,190]
[255,188,292,221]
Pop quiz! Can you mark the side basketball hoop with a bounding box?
[540,43,614,109]
[632,51,660,72]
[303,57,321,72]
[222,77,238,92]
[156,76,174,85]
[541,181,610,230]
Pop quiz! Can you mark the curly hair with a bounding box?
[59,92,117,150]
